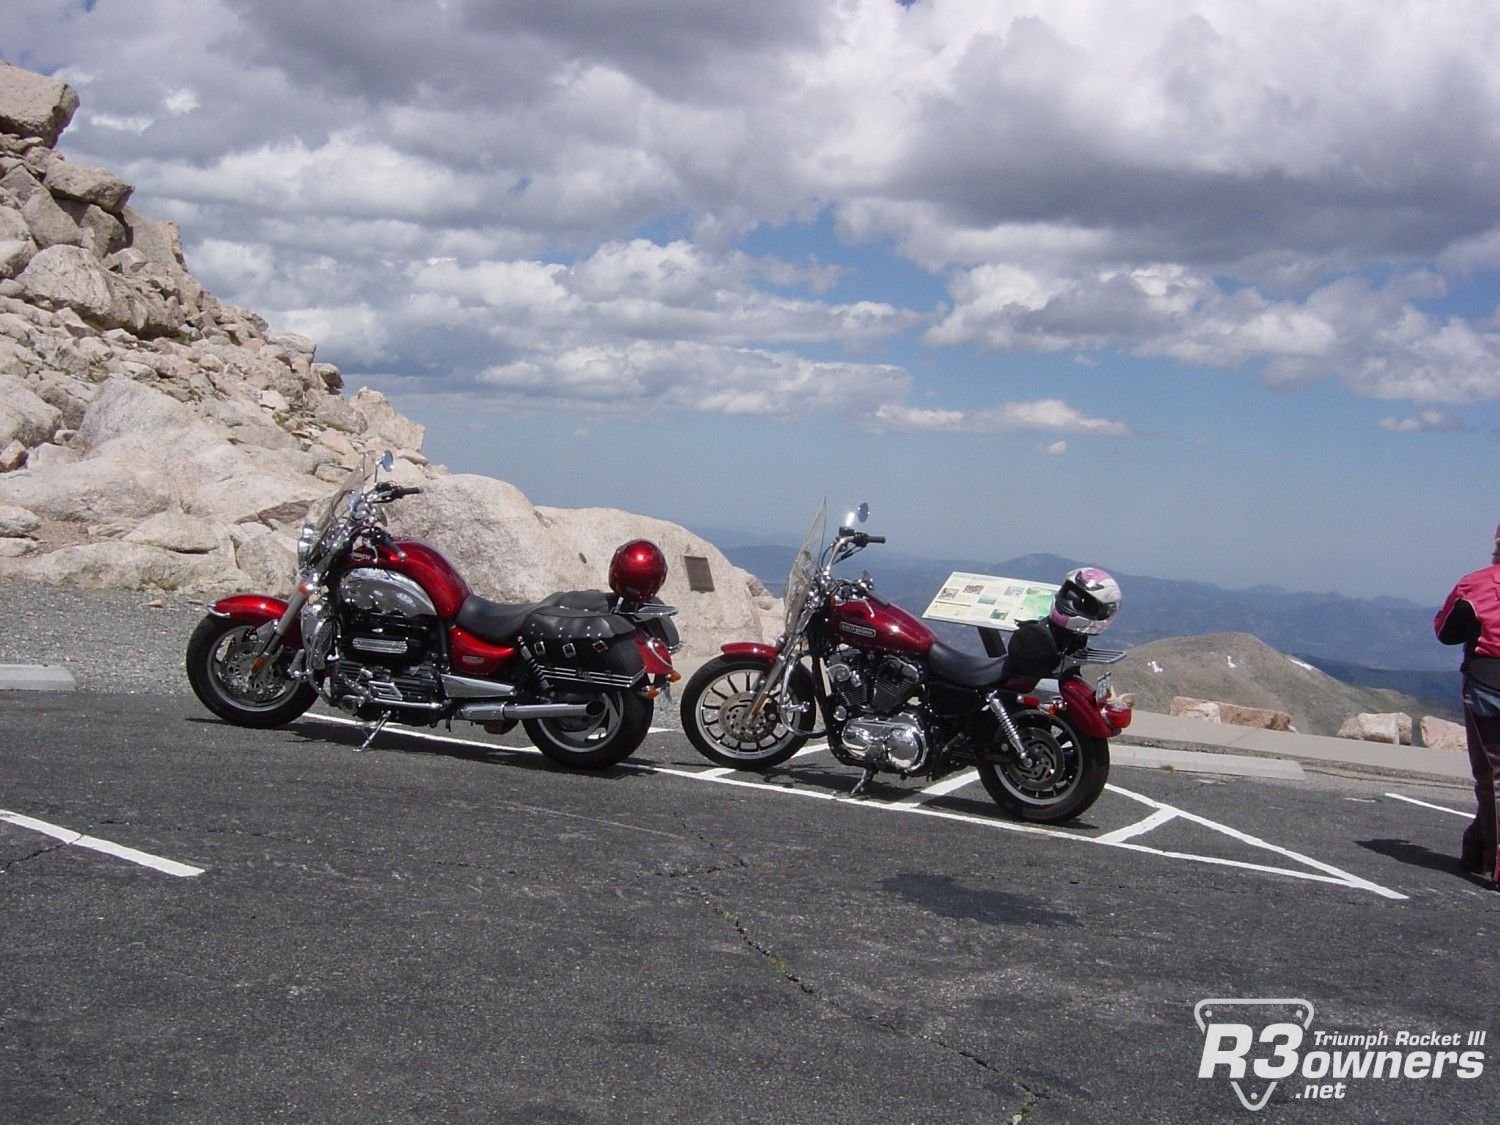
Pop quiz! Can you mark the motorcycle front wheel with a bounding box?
[977,710,1109,824]
[523,688,652,770]
[185,615,317,729]
[681,656,814,769]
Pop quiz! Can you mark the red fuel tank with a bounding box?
[829,596,935,655]
[371,539,472,620]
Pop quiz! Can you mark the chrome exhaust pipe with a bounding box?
[457,699,607,722]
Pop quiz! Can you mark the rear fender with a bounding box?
[636,631,676,678]
[1056,676,1115,738]
[209,594,301,645]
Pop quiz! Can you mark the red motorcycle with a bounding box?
[186,453,679,768]
[680,502,1131,822]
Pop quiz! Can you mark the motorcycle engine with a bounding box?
[839,711,928,772]
[300,593,444,712]
[827,649,928,771]
[827,649,921,714]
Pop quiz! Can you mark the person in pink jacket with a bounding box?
[1434,525,1500,886]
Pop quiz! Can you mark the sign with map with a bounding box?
[921,572,1059,631]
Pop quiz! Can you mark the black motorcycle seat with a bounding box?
[455,594,543,645]
[927,622,1060,691]
[926,641,1010,690]
[456,589,617,646]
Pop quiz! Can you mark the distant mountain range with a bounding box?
[696,529,1462,718]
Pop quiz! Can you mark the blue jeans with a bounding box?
[1461,679,1500,880]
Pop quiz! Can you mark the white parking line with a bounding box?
[0,810,204,878]
[698,744,829,780]
[1385,793,1470,818]
[647,766,1407,900]
[1096,807,1180,845]
[893,769,981,806]
[300,715,1405,899]
[1105,783,1404,900]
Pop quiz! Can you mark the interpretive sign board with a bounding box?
[921,572,1059,631]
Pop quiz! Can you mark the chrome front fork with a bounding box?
[249,587,310,676]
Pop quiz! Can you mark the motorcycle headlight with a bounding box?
[297,525,320,567]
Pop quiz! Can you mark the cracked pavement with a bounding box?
[1,692,1495,1123]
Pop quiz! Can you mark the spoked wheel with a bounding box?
[977,710,1109,824]
[185,615,316,728]
[681,656,814,769]
[523,689,652,770]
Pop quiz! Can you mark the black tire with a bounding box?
[185,615,316,729]
[523,689,652,770]
[681,656,814,769]
[977,710,1110,824]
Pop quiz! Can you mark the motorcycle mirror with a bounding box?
[844,502,869,527]
[379,450,395,472]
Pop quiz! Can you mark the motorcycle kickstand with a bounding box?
[849,766,877,798]
[357,711,393,751]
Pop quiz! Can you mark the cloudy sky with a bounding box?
[6,0,1499,602]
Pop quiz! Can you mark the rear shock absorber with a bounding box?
[985,691,1035,769]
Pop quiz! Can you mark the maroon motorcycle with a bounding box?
[187,452,679,768]
[680,502,1131,822]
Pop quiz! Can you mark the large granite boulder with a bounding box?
[0,62,79,146]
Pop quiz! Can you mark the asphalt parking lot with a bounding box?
[2,692,1496,1123]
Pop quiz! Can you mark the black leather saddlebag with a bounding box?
[520,608,645,687]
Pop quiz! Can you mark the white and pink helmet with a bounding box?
[1049,567,1122,636]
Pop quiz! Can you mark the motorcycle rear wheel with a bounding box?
[523,688,651,770]
[977,710,1109,824]
[185,615,316,729]
[681,655,814,769]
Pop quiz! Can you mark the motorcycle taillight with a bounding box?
[1104,702,1133,731]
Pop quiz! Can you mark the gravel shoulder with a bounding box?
[0,579,212,695]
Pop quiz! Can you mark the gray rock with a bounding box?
[0,237,36,279]
[351,387,424,451]
[0,539,253,596]
[0,502,40,536]
[1338,712,1413,745]
[1420,715,1467,752]
[0,164,41,205]
[119,206,185,268]
[68,203,129,258]
[20,187,80,249]
[124,509,225,554]
[0,371,62,447]
[43,159,133,212]
[0,457,175,522]
[0,63,79,146]
[16,245,180,335]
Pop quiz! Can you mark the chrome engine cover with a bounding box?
[840,711,928,772]
[339,568,437,618]
[827,649,922,715]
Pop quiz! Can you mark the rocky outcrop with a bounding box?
[1337,712,1414,745]
[0,62,778,664]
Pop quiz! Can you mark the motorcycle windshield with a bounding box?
[300,453,375,564]
[783,499,826,634]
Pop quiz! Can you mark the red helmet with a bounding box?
[609,539,668,600]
